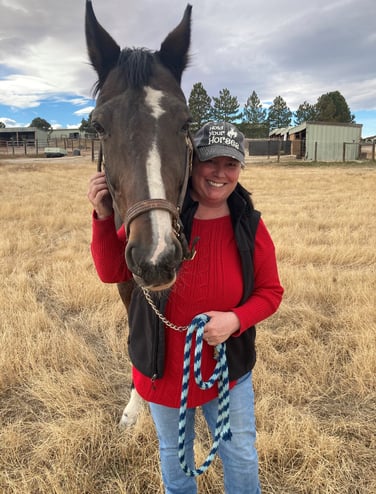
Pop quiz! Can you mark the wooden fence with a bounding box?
[247,139,375,162]
[0,137,101,160]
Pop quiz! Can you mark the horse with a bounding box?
[85,1,193,426]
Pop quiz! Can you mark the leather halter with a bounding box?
[97,133,196,261]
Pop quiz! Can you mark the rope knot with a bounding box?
[178,313,232,477]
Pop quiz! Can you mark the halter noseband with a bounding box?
[97,133,195,261]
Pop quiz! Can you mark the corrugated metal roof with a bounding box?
[289,122,307,134]
[289,121,362,135]
[269,126,293,137]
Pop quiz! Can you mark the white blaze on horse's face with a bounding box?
[145,86,165,119]
[144,86,173,266]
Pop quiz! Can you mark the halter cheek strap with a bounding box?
[177,133,193,212]
[97,142,104,173]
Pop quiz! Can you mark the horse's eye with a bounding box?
[92,121,105,135]
[181,121,191,133]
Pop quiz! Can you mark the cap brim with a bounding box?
[196,145,244,164]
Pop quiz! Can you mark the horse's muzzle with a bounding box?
[125,236,182,291]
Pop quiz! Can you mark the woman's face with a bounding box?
[191,156,241,207]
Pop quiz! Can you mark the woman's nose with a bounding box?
[212,164,225,175]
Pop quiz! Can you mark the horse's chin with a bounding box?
[133,273,176,292]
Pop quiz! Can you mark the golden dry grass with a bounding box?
[0,156,375,493]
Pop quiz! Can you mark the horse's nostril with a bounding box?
[125,244,140,275]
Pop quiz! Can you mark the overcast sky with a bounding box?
[0,0,375,136]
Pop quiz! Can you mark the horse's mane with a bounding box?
[94,48,155,96]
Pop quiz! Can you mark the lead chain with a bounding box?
[141,287,188,332]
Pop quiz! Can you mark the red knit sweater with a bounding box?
[91,213,283,407]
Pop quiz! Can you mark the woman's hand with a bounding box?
[203,311,240,346]
[87,172,113,219]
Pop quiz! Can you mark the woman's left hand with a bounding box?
[203,311,240,346]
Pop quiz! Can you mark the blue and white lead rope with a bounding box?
[178,313,232,477]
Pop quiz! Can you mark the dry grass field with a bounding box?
[0,156,375,494]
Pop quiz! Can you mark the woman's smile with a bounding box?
[207,179,226,188]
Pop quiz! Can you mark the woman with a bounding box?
[88,121,284,494]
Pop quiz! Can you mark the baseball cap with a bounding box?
[193,121,245,164]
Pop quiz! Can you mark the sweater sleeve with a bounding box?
[90,211,132,283]
[232,218,284,334]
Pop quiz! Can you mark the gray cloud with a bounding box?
[0,0,375,117]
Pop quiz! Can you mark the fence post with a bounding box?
[314,142,318,161]
[277,139,281,162]
[342,142,346,162]
[372,142,375,161]
[36,139,39,156]
[91,139,95,162]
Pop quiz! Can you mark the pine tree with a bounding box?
[294,101,317,125]
[29,117,52,133]
[315,91,355,123]
[211,88,242,123]
[188,82,212,132]
[267,96,292,130]
[242,90,268,137]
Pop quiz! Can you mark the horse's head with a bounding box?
[85,1,193,291]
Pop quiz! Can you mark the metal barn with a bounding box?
[49,128,82,139]
[0,127,48,144]
[288,121,363,161]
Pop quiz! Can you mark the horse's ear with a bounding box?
[158,4,192,84]
[85,0,120,87]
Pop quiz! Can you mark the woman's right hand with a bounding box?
[87,172,114,219]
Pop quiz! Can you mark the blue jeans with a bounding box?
[149,372,261,494]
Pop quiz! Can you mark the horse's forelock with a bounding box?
[93,47,155,96]
[117,48,155,88]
